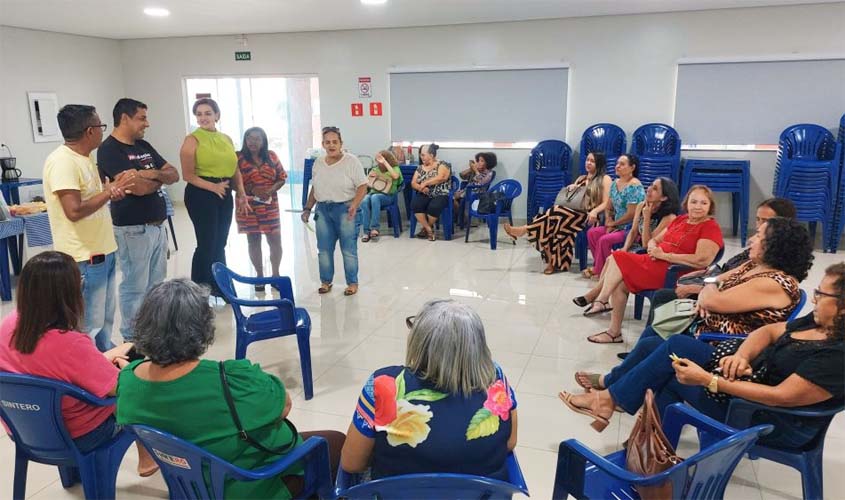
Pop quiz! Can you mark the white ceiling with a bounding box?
[0,0,839,40]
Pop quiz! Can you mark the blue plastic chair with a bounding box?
[335,451,528,499]
[301,158,315,210]
[528,140,572,220]
[696,289,807,343]
[552,403,772,500]
[211,263,313,400]
[0,372,135,500]
[682,159,751,246]
[128,424,333,500]
[720,398,844,500]
[458,170,497,229]
[398,163,418,221]
[408,176,460,240]
[579,123,627,177]
[828,114,845,252]
[634,247,725,321]
[631,123,682,186]
[465,179,522,250]
[381,194,403,238]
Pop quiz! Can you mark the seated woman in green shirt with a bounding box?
[116,279,345,499]
[360,149,402,242]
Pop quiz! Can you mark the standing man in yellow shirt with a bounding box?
[43,104,136,351]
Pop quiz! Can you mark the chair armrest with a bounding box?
[697,332,748,343]
[227,296,296,310]
[559,439,642,483]
[664,264,693,288]
[227,274,291,288]
[726,398,845,429]
[335,468,365,491]
[661,403,736,446]
[225,436,330,482]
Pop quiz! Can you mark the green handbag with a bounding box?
[651,299,700,339]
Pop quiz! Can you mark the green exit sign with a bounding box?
[235,51,252,61]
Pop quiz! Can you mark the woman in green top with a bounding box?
[179,98,251,299]
[116,279,346,499]
[360,149,402,242]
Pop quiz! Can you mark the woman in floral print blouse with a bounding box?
[340,299,518,480]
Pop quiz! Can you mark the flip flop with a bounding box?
[574,372,603,392]
[587,330,623,344]
[361,234,370,242]
[318,283,333,294]
[558,391,610,432]
[572,295,589,307]
[344,285,358,296]
[582,301,611,317]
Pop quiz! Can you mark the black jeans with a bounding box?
[184,183,233,292]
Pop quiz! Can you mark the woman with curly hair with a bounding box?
[560,262,843,451]
[573,217,815,393]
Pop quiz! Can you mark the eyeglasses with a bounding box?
[813,288,841,300]
[88,124,108,132]
[405,316,416,329]
[322,126,340,134]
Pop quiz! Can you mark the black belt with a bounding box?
[146,220,165,226]
[200,176,229,182]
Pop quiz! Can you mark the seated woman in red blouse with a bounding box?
[0,251,156,475]
[573,185,723,344]
[340,299,517,480]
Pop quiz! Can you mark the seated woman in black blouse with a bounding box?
[560,262,844,449]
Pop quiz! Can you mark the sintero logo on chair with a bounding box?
[1,399,41,411]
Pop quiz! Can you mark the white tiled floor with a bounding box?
[1,201,843,500]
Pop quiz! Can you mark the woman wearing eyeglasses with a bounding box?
[560,262,844,451]
[340,299,518,480]
[301,127,368,296]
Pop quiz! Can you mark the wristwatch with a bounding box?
[703,276,720,287]
[706,374,719,393]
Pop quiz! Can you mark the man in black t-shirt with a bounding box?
[97,98,179,342]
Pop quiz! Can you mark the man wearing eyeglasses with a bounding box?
[43,104,136,352]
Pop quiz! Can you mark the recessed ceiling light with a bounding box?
[361,0,387,5]
[143,7,170,17]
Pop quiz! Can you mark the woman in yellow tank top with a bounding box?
[179,98,251,299]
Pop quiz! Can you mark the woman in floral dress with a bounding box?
[237,127,287,292]
[340,299,518,480]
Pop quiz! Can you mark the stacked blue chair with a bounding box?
[302,158,315,210]
[0,373,135,500]
[212,263,314,400]
[682,159,751,246]
[335,451,528,499]
[552,403,772,500]
[457,170,497,229]
[465,179,522,250]
[631,123,682,187]
[772,124,840,246]
[129,425,333,499]
[579,123,626,178]
[408,176,460,240]
[527,140,572,220]
[829,114,845,252]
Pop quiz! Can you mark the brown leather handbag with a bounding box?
[624,389,683,499]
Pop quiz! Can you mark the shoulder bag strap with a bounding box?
[218,362,299,455]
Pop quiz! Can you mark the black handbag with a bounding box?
[218,362,299,455]
[476,192,506,214]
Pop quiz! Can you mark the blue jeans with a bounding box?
[78,252,117,352]
[114,224,168,342]
[605,335,726,420]
[315,201,358,285]
[360,193,395,232]
[73,416,121,453]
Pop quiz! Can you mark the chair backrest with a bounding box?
[632,123,681,158]
[336,452,528,500]
[490,179,522,200]
[788,289,807,321]
[0,372,107,464]
[778,124,838,162]
[580,123,627,175]
[530,140,572,173]
[211,263,298,331]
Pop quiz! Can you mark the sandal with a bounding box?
[581,267,595,279]
[415,230,428,239]
[344,285,359,296]
[318,283,333,294]
[543,264,557,275]
[582,301,612,317]
[587,330,623,344]
[558,391,610,432]
[370,230,380,242]
[574,372,604,392]
[138,464,160,478]
[503,224,518,242]
[572,295,589,307]
[361,234,371,242]
[427,230,436,242]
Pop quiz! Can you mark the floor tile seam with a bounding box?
[24,478,60,499]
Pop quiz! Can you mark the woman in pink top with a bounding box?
[0,251,156,476]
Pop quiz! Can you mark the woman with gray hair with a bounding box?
[115,279,345,499]
[340,299,518,480]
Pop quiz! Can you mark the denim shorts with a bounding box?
[73,415,122,453]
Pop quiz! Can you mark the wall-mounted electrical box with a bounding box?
[27,92,62,143]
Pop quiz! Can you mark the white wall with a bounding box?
[118,2,845,226]
[0,26,125,196]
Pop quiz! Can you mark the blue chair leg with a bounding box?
[634,294,645,320]
[0,237,11,301]
[464,214,472,243]
[297,327,314,400]
[235,336,249,360]
[731,192,739,237]
[58,464,80,488]
[488,216,498,250]
[13,451,28,500]
[575,231,588,271]
[801,448,824,500]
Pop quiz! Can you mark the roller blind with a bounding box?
[674,59,845,144]
[389,68,568,143]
